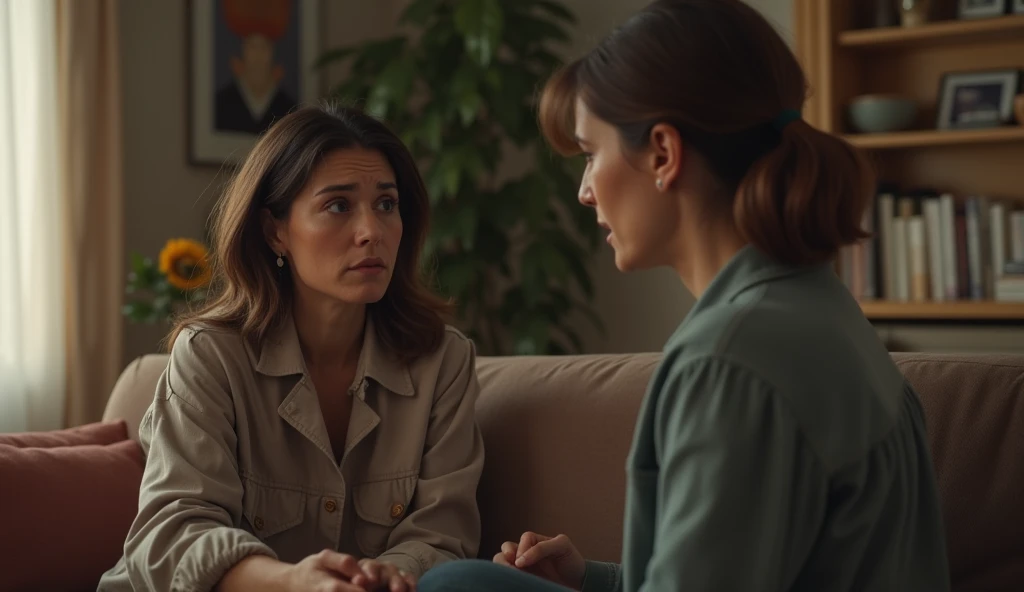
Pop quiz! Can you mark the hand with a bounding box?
[350,558,417,592]
[493,531,586,590]
[283,550,365,592]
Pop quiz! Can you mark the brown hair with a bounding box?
[170,102,450,360]
[539,0,875,266]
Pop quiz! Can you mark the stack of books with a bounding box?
[997,261,1024,302]
[840,191,1024,302]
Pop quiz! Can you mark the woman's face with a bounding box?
[266,147,403,305]
[575,98,682,272]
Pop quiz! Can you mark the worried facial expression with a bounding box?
[267,148,403,305]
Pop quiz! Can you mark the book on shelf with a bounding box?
[840,190,1024,303]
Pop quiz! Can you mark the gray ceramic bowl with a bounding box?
[847,95,917,133]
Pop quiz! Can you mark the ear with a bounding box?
[260,208,287,256]
[646,123,684,191]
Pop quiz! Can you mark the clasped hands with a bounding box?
[288,550,417,592]
[492,531,587,591]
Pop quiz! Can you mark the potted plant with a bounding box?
[317,0,602,355]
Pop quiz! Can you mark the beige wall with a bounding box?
[118,0,1024,364]
[118,1,398,365]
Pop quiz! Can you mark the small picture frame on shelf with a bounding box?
[936,69,1021,130]
[958,0,1008,19]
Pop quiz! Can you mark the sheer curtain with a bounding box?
[58,0,124,427]
[0,0,65,432]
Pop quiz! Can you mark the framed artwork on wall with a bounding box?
[187,0,322,166]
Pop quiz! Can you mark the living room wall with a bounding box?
[118,0,1023,365]
[118,2,398,366]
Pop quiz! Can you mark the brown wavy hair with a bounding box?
[539,0,875,266]
[169,102,450,360]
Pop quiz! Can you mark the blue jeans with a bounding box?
[418,559,573,592]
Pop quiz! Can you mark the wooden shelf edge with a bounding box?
[843,127,1024,149]
[839,14,1024,47]
[860,301,1024,321]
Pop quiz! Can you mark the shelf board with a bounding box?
[843,126,1024,149]
[839,14,1024,48]
[860,301,1024,321]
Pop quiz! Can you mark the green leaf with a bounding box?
[423,110,443,152]
[520,242,550,306]
[459,93,483,126]
[444,160,462,197]
[425,152,464,202]
[130,252,146,275]
[437,255,477,299]
[530,240,569,281]
[475,221,511,275]
[484,68,502,90]
[485,182,522,229]
[366,57,416,119]
[490,88,524,139]
[455,205,479,249]
[522,175,551,230]
[454,0,504,67]
[122,301,155,323]
[400,0,443,24]
[351,36,408,76]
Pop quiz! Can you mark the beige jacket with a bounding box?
[98,315,484,592]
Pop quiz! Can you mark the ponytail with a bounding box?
[733,121,876,265]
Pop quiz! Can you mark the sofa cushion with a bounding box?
[0,419,128,448]
[893,353,1024,592]
[0,439,144,592]
[474,353,661,562]
[102,355,168,441]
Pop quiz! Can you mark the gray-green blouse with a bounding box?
[583,245,950,592]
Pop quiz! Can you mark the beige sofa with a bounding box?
[101,352,1024,590]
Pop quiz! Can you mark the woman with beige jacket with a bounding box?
[99,104,484,592]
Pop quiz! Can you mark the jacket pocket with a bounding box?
[353,475,417,556]
[241,478,306,541]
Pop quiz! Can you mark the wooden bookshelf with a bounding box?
[844,127,1024,150]
[796,1,1024,323]
[839,14,1024,49]
[860,301,1024,321]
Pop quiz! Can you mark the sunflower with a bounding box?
[159,238,212,291]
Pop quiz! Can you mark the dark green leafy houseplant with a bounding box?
[317,0,603,355]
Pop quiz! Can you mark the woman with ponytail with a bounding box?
[419,1,951,591]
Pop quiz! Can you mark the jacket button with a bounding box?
[390,503,405,518]
[324,498,338,513]
[253,516,264,530]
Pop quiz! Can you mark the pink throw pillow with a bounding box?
[0,420,129,448]
[0,439,144,592]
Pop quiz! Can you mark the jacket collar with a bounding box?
[251,311,415,397]
[682,244,828,323]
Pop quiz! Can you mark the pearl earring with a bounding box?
[656,178,664,190]
[276,254,284,268]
